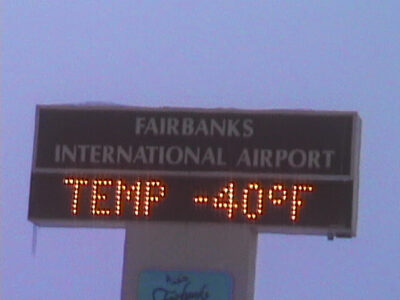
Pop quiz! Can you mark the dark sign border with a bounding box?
[29,105,361,238]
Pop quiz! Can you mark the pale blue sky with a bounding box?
[2,1,400,299]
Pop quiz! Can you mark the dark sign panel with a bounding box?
[29,105,361,238]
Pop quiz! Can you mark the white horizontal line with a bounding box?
[32,168,352,181]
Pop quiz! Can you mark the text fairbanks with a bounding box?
[55,144,335,169]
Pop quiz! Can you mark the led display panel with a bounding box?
[28,105,361,238]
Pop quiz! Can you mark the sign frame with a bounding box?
[28,105,361,238]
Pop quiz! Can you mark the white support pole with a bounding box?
[121,222,258,300]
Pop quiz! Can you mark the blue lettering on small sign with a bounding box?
[138,270,233,300]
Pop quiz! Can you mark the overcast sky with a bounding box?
[2,1,400,299]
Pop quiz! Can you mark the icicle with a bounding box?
[32,224,38,255]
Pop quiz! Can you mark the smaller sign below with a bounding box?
[138,270,233,300]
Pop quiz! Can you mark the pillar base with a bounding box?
[121,222,257,300]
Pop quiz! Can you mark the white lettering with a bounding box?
[144,118,158,135]
[135,117,146,135]
[55,144,61,162]
[117,146,132,163]
[236,149,251,167]
[134,117,254,137]
[167,118,179,135]
[102,145,115,163]
[243,119,254,137]
[90,145,101,163]
[210,119,226,136]
[275,150,288,167]
[145,146,158,164]
[194,119,209,136]
[252,148,259,166]
[288,149,307,168]
[323,150,335,168]
[132,146,147,164]
[227,119,240,137]
[53,144,336,171]
[77,145,90,162]
[260,149,272,167]
[184,147,200,164]
[166,146,183,164]
[62,145,77,162]
[201,148,216,165]
[159,118,166,135]
[217,148,227,166]
[182,118,194,135]
[158,146,165,164]
[308,150,320,169]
